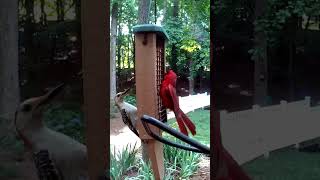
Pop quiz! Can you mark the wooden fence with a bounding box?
[220,96,320,165]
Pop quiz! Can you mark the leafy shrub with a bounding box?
[43,103,85,143]
[163,139,201,178]
[128,139,201,179]
[124,95,136,106]
[110,143,138,180]
[0,118,24,155]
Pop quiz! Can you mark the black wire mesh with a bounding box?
[156,36,167,123]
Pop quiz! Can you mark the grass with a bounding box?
[242,148,320,180]
[166,109,210,146]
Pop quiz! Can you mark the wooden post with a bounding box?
[81,0,109,179]
[133,24,169,180]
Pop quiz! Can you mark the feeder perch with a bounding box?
[133,24,169,180]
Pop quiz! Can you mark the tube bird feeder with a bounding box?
[133,24,169,179]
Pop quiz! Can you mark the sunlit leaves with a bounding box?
[162,0,210,77]
[181,40,201,53]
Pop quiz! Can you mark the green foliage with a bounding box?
[43,103,85,144]
[0,119,24,155]
[110,139,201,179]
[164,15,210,77]
[243,148,320,180]
[0,134,24,155]
[128,141,201,179]
[110,143,139,180]
[114,0,210,79]
[166,109,210,145]
[132,161,155,180]
[252,0,320,57]
[124,95,137,106]
[163,138,201,179]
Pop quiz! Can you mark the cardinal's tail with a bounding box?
[174,112,189,136]
[179,109,197,136]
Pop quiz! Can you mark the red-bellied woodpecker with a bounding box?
[114,88,151,161]
[114,88,138,133]
[14,84,88,180]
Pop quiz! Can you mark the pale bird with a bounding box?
[15,84,88,180]
[114,88,138,129]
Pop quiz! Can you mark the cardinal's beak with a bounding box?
[35,83,66,109]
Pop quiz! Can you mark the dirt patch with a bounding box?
[191,156,210,180]
[110,113,127,136]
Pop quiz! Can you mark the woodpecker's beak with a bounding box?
[35,83,66,109]
[122,88,130,96]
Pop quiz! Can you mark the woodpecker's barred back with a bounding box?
[33,150,63,180]
[120,109,139,137]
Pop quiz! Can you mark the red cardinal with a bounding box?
[160,70,196,136]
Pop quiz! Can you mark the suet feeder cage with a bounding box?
[133,24,169,179]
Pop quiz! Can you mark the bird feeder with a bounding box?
[133,24,169,179]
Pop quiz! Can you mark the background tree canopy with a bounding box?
[214,0,320,111]
[111,0,210,96]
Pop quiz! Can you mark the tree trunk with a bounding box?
[128,35,131,69]
[75,0,81,23]
[170,0,180,72]
[188,76,195,95]
[253,0,268,106]
[138,0,151,24]
[287,17,298,101]
[132,35,135,75]
[188,53,194,95]
[305,16,311,30]
[0,0,20,126]
[24,0,36,85]
[40,0,47,27]
[117,25,122,89]
[288,40,295,101]
[162,0,167,24]
[56,0,65,21]
[111,2,119,112]
[56,0,61,21]
[26,0,35,22]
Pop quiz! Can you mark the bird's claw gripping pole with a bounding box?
[141,115,210,155]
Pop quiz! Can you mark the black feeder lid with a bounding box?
[133,24,170,42]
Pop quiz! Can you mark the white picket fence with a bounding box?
[167,92,210,119]
[220,96,320,165]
